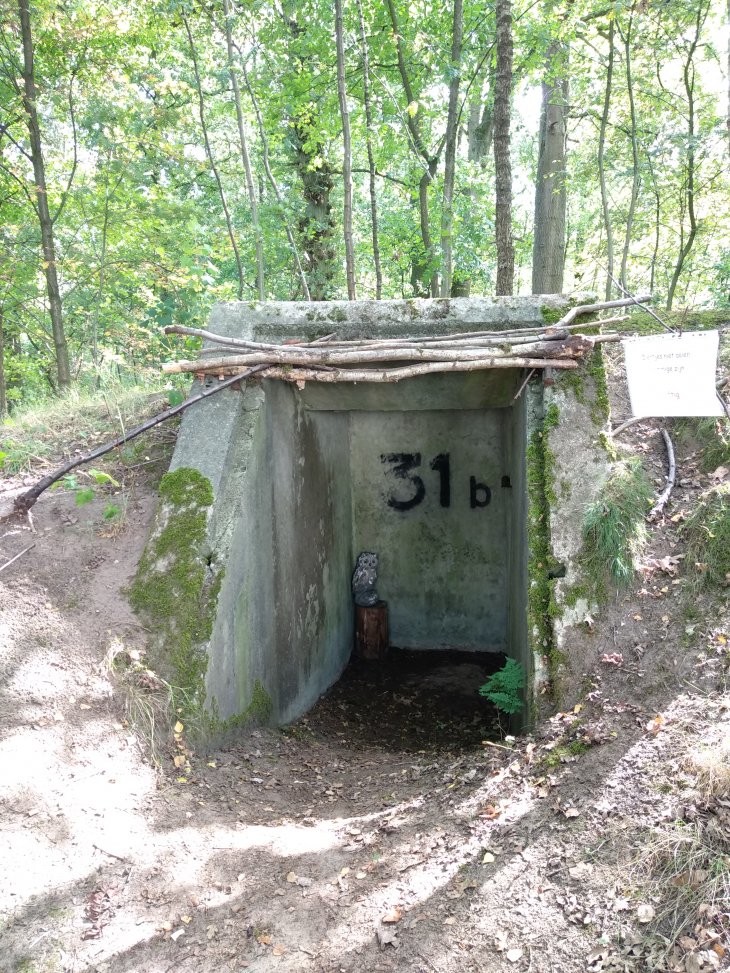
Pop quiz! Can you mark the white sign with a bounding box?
[623,330,723,417]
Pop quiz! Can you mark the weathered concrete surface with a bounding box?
[142,296,607,729]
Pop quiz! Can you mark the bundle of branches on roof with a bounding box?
[161,312,629,385]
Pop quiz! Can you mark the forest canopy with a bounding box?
[0,0,728,405]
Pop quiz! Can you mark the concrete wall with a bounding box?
[138,296,609,729]
[350,408,510,651]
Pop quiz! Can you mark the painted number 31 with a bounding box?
[380,452,491,511]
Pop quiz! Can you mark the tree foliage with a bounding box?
[0,0,727,405]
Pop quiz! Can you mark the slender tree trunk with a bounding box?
[385,0,439,296]
[0,309,7,416]
[618,12,639,293]
[17,0,70,388]
[223,0,265,300]
[493,0,515,295]
[184,16,245,300]
[439,0,464,298]
[334,0,356,298]
[667,6,704,309]
[597,18,615,300]
[355,0,382,298]
[236,50,310,299]
[531,40,568,294]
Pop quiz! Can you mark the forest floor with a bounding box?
[1,364,729,973]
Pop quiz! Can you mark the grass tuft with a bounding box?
[580,457,653,598]
[0,380,186,473]
[683,483,730,588]
[674,417,730,473]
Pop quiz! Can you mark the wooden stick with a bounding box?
[554,294,651,328]
[0,543,36,574]
[649,428,676,520]
[610,416,649,437]
[162,338,595,374]
[189,358,580,383]
[9,365,269,516]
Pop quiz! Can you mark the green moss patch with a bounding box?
[527,406,561,680]
[130,467,219,707]
[617,309,729,335]
[684,484,730,588]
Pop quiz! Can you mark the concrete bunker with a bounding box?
[135,297,611,731]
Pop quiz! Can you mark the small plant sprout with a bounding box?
[479,658,525,716]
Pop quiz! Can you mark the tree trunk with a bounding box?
[355,0,383,299]
[0,309,6,416]
[236,50,310,299]
[184,16,245,300]
[385,0,439,296]
[667,5,705,310]
[439,0,464,298]
[618,12,639,294]
[493,0,515,296]
[597,18,615,300]
[335,0,356,298]
[223,0,265,300]
[531,39,568,294]
[17,0,70,389]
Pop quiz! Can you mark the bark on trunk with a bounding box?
[335,0,356,298]
[666,6,704,310]
[531,40,568,295]
[355,0,383,298]
[618,12,639,294]
[0,309,6,416]
[493,0,515,296]
[439,0,464,298]
[597,18,615,301]
[184,16,245,300]
[223,0,265,300]
[17,0,71,388]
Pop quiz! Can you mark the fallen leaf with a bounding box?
[601,653,624,666]
[173,755,187,768]
[79,703,92,710]
[180,915,193,924]
[563,807,581,818]
[569,862,594,879]
[257,933,273,945]
[272,944,286,956]
[482,852,495,864]
[645,715,665,734]
[443,916,456,925]
[174,721,184,734]
[381,907,403,924]
[286,871,298,883]
[376,925,399,949]
[506,948,524,963]
[636,903,655,923]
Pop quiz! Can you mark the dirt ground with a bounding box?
[1,365,729,973]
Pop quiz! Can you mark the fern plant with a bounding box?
[479,658,525,715]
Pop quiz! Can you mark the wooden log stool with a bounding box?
[355,600,389,661]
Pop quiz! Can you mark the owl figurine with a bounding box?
[352,552,379,607]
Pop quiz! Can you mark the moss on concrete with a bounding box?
[526,405,563,686]
[617,308,729,335]
[130,467,220,708]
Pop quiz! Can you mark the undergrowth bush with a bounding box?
[683,483,730,588]
[580,457,653,598]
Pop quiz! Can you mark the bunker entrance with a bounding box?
[295,649,508,753]
[245,368,530,728]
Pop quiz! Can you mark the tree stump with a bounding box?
[355,601,389,661]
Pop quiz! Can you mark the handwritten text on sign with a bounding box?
[623,331,722,417]
[381,452,493,511]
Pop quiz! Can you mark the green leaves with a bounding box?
[479,659,525,715]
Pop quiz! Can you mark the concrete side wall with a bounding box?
[350,409,510,651]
